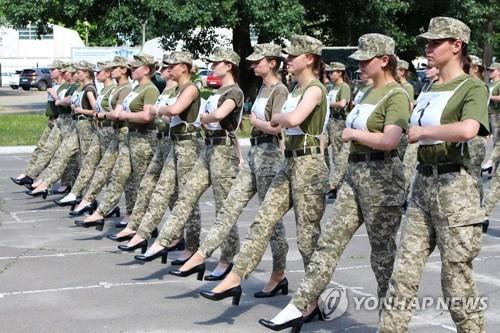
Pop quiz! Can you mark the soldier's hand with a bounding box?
[249,112,257,125]
[408,126,425,143]
[342,128,356,142]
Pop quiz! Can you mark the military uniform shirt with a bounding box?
[170,82,201,135]
[331,82,351,116]
[56,82,78,115]
[251,82,288,137]
[402,82,415,104]
[489,81,500,114]
[125,81,160,130]
[205,83,244,136]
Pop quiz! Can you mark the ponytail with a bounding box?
[225,61,240,84]
[460,42,471,74]
[311,54,326,81]
[379,55,401,83]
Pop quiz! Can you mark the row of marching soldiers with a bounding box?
[9,15,500,333]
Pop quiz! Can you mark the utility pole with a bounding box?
[141,20,147,52]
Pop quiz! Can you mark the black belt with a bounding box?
[330,113,346,120]
[59,113,72,118]
[205,137,234,146]
[348,150,398,163]
[284,147,321,158]
[417,164,463,177]
[157,131,169,139]
[171,132,201,141]
[250,135,279,146]
[97,120,112,127]
[128,127,153,133]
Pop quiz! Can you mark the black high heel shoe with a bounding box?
[104,206,120,218]
[24,183,35,191]
[169,263,205,280]
[204,263,233,281]
[481,166,493,177]
[303,306,325,323]
[254,278,288,298]
[11,175,33,186]
[52,186,71,195]
[258,317,304,332]
[25,189,48,199]
[54,196,81,207]
[134,247,168,263]
[74,219,105,231]
[200,285,242,306]
[482,219,489,233]
[118,239,148,254]
[107,233,135,242]
[69,200,97,216]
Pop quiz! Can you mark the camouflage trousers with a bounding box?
[232,152,329,279]
[402,143,419,196]
[83,127,128,204]
[156,141,240,261]
[326,118,349,187]
[483,144,500,217]
[380,168,485,333]
[489,113,499,148]
[71,126,114,197]
[24,118,60,179]
[199,141,289,272]
[292,156,405,311]
[96,130,157,216]
[468,136,486,201]
[132,137,200,251]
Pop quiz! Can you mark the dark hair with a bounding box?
[331,69,351,85]
[224,61,240,84]
[265,57,283,72]
[146,64,157,78]
[310,54,326,81]
[125,68,132,78]
[398,68,410,80]
[460,42,471,74]
[378,55,401,83]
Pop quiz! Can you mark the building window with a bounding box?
[18,25,53,40]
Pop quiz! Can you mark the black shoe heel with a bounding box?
[105,207,120,218]
[118,239,148,253]
[232,292,241,306]
[26,189,48,199]
[134,247,167,263]
[258,317,304,332]
[254,278,288,298]
[96,223,104,231]
[74,219,104,229]
[169,263,206,280]
[199,285,242,306]
[204,263,233,281]
[483,219,489,233]
[69,200,97,216]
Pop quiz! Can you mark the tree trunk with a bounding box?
[483,19,493,81]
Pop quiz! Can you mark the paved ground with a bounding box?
[0,152,499,333]
[0,87,46,113]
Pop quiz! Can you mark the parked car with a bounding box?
[9,70,22,89]
[19,68,51,91]
[206,71,222,88]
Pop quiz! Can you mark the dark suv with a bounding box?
[19,68,51,91]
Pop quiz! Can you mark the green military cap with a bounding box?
[96,61,113,72]
[63,63,77,73]
[49,60,66,70]
[246,43,283,61]
[469,55,483,67]
[283,34,323,56]
[74,60,96,71]
[110,56,130,68]
[349,33,395,61]
[417,17,470,44]
[163,51,193,66]
[397,59,409,70]
[207,47,241,66]
[488,62,500,70]
[326,62,346,71]
[129,53,156,68]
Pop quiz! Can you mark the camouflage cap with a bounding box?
[326,62,346,71]
[246,43,283,61]
[110,56,130,68]
[49,60,66,70]
[283,34,323,56]
[74,60,96,72]
[349,33,395,61]
[488,62,500,71]
[63,63,77,73]
[469,55,483,67]
[96,61,113,72]
[417,17,470,44]
[129,53,156,67]
[397,59,409,70]
[163,51,193,66]
[207,47,240,66]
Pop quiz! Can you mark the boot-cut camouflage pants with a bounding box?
[468,136,486,201]
[96,130,157,216]
[326,117,349,188]
[155,141,240,261]
[291,155,405,311]
[199,141,289,272]
[380,168,485,333]
[231,152,329,279]
[402,143,419,196]
[133,137,201,250]
[71,125,114,196]
[24,118,60,179]
[483,144,500,217]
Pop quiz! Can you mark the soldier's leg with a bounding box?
[71,134,102,196]
[329,142,349,188]
[403,143,419,195]
[24,120,53,173]
[25,122,61,179]
[468,136,486,201]
[42,130,80,187]
[483,166,500,217]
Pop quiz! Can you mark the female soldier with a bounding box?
[352,70,373,105]
[27,61,97,197]
[169,43,290,295]
[379,17,488,333]
[485,62,500,161]
[482,143,499,232]
[199,35,329,306]
[132,48,243,281]
[397,59,415,107]
[259,33,410,332]
[55,61,116,207]
[75,54,159,230]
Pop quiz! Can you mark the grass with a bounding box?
[0,113,48,146]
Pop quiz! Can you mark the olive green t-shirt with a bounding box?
[402,82,415,104]
[154,84,178,133]
[489,81,500,114]
[251,82,288,137]
[330,82,351,116]
[350,82,411,153]
[56,82,77,115]
[108,82,132,128]
[170,81,201,135]
[285,79,328,150]
[96,84,116,113]
[124,81,159,130]
[45,82,67,118]
[205,83,244,137]
[417,74,489,167]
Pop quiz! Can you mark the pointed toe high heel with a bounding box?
[74,219,105,231]
[107,233,135,242]
[204,263,233,281]
[254,278,288,298]
[69,200,98,216]
[26,189,48,199]
[104,206,120,218]
[11,175,33,186]
[118,239,148,254]
[169,263,205,281]
[258,317,303,332]
[200,285,242,306]
[134,247,168,263]
[54,196,81,207]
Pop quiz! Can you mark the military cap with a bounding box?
[349,33,395,61]
[326,62,346,71]
[74,60,96,72]
[63,63,77,73]
[488,62,500,71]
[283,34,323,56]
[49,60,66,70]
[417,17,470,44]
[207,47,241,66]
[246,43,283,61]
[96,61,113,72]
[163,51,193,66]
[469,55,483,67]
[129,53,156,68]
[397,59,409,70]
[110,56,130,68]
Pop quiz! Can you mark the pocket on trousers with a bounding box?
[442,224,482,263]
